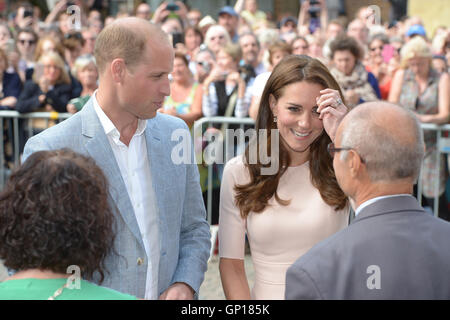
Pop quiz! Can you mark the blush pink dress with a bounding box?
[219,156,349,299]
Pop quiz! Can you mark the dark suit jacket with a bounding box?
[16,80,72,113]
[2,71,22,99]
[285,195,450,299]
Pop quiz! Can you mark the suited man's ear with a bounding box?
[347,150,365,179]
[110,58,126,83]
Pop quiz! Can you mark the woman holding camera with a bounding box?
[202,43,252,119]
[16,51,71,113]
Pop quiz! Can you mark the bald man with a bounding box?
[23,18,211,300]
[285,102,450,299]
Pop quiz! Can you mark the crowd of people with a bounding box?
[0,0,449,301]
[0,1,449,215]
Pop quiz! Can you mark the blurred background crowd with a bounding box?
[0,0,448,218]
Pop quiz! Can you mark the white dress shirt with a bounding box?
[93,92,160,299]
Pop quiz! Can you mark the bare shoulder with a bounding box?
[392,68,406,82]
[439,71,450,84]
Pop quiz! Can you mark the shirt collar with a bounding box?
[355,194,414,217]
[93,90,147,143]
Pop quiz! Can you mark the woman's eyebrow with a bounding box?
[287,102,303,108]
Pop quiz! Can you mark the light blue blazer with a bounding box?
[22,98,211,298]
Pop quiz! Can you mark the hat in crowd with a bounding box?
[406,24,426,38]
[198,15,216,29]
[218,6,238,17]
[280,16,298,27]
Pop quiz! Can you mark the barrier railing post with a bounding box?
[0,119,4,187]
[13,117,20,166]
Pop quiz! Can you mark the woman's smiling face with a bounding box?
[270,81,325,166]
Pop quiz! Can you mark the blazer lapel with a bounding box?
[144,117,167,255]
[81,101,144,247]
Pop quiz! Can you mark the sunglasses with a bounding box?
[19,39,36,45]
[64,32,83,40]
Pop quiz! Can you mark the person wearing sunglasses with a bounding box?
[15,28,37,82]
[286,102,450,299]
[366,34,392,100]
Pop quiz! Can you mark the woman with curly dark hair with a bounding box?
[0,149,136,300]
[219,55,350,299]
[329,35,381,107]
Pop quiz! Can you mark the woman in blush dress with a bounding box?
[219,55,350,299]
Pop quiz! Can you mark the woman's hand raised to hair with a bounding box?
[316,88,348,142]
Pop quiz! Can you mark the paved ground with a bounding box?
[0,256,254,300]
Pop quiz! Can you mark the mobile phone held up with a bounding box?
[166,3,180,11]
[23,9,33,18]
[171,32,184,48]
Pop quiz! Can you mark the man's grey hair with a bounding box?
[239,31,260,48]
[340,106,425,182]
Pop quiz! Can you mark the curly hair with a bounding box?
[0,149,116,283]
[329,35,363,61]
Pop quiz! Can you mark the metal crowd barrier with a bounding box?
[0,110,72,186]
[0,112,448,220]
[417,123,450,216]
[194,117,450,220]
[193,116,255,224]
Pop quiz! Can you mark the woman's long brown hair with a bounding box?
[234,55,348,218]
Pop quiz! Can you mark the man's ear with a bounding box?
[347,150,363,178]
[110,58,126,83]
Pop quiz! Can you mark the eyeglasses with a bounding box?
[18,39,36,45]
[64,32,83,40]
[327,142,365,163]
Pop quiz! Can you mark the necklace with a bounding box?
[48,283,68,300]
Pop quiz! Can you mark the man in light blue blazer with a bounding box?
[22,18,211,299]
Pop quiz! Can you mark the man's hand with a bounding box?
[67,103,77,114]
[159,282,195,300]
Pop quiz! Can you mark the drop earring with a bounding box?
[273,115,277,123]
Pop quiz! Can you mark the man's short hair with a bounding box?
[341,104,425,182]
[94,19,162,74]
